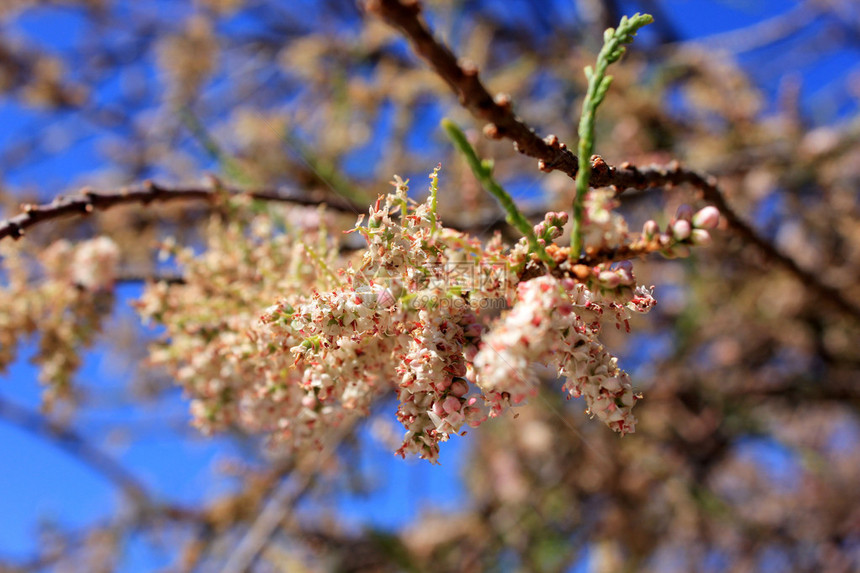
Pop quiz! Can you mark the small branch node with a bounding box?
[459,58,478,76]
[483,123,502,139]
[493,92,512,110]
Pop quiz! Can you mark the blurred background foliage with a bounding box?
[0,0,859,571]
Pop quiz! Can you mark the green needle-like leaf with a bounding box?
[571,13,653,257]
[442,118,554,267]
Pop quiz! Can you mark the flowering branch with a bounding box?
[611,161,860,320]
[366,0,860,319]
[0,180,362,243]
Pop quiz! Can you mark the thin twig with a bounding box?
[608,160,860,320]
[0,395,151,509]
[673,0,821,55]
[0,179,539,252]
[219,419,361,573]
[0,180,363,243]
[364,0,581,178]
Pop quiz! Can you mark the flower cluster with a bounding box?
[272,175,503,461]
[642,204,720,258]
[0,236,119,408]
[475,275,651,434]
[136,170,719,462]
[137,206,332,446]
[70,236,120,291]
[584,189,721,261]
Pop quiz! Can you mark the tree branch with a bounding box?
[673,0,821,55]
[608,160,860,321]
[0,395,152,509]
[0,180,363,243]
[218,416,365,573]
[365,0,860,320]
[2,152,854,322]
[364,0,581,178]
[361,3,699,194]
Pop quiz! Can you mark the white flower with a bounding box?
[72,237,120,291]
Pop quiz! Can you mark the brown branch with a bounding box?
[219,416,364,573]
[365,0,671,192]
[673,0,821,55]
[607,160,860,320]
[542,157,860,320]
[364,0,581,178]
[0,395,150,510]
[0,180,363,243]
[0,178,530,255]
[346,0,860,321]
[3,164,854,322]
[116,271,187,285]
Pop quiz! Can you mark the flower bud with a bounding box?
[552,211,569,225]
[616,267,634,285]
[450,379,469,397]
[599,271,621,288]
[465,323,483,338]
[671,219,692,241]
[442,396,462,413]
[692,206,720,230]
[464,346,478,362]
[607,261,634,285]
[690,229,712,246]
[642,220,659,240]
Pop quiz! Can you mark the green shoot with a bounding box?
[571,13,653,257]
[441,118,554,267]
